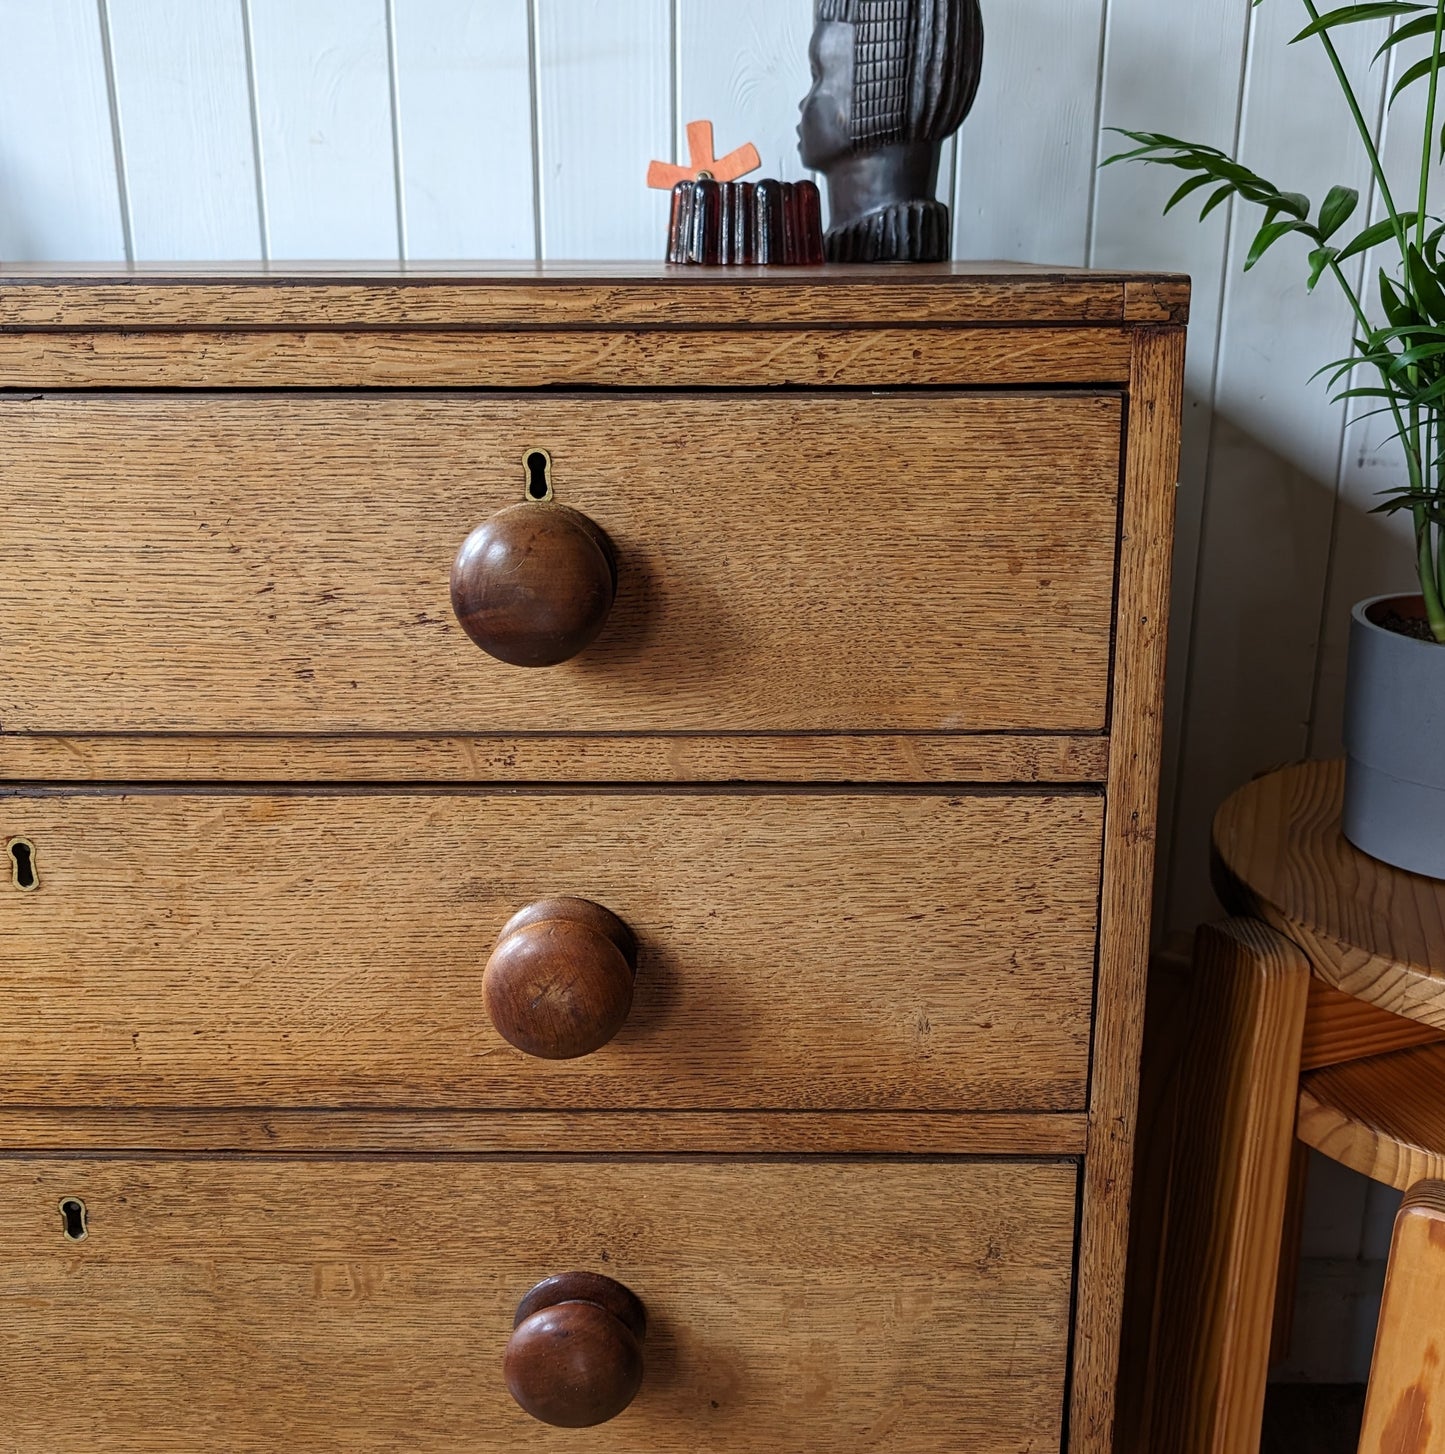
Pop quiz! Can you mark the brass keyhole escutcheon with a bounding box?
[524,449,554,502]
[59,1198,88,1242]
[7,837,38,892]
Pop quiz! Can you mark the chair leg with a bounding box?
[1358,1181,1445,1454]
[1146,918,1312,1454]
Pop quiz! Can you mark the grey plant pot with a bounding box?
[1342,593,1445,880]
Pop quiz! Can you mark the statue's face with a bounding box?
[798,21,854,171]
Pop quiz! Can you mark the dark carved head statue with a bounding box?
[799,0,984,262]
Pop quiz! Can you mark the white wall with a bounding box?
[0,0,1416,1380]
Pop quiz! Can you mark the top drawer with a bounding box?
[0,391,1120,736]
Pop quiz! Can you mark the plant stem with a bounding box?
[1301,0,1410,254]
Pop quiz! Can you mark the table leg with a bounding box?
[1146,918,1311,1454]
[1358,1181,1445,1454]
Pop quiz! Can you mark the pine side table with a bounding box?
[1140,759,1445,1454]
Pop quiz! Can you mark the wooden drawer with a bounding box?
[0,789,1102,1111]
[0,391,1121,736]
[0,1156,1075,1453]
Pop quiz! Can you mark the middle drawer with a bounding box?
[0,790,1102,1111]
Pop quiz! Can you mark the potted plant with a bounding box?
[1108,0,1445,879]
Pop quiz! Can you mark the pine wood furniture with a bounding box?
[0,262,1187,1452]
[1138,760,1445,1454]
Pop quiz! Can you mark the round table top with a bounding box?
[1213,760,1445,1030]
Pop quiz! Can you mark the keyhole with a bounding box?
[59,1198,87,1242]
[8,837,37,892]
[524,449,554,502]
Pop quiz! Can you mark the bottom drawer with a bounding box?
[1,1157,1075,1452]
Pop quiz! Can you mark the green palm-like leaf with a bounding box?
[1292,2,1431,45]
[1318,184,1361,238]
[1247,219,1309,269]
[1375,10,1445,61]
[1335,212,1421,263]
[1391,54,1443,108]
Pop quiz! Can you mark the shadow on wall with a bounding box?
[1163,392,1416,938]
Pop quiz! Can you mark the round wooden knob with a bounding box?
[483,897,637,1060]
[504,1272,646,1429]
[450,501,617,668]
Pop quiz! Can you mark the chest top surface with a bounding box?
[0,260,1190,330]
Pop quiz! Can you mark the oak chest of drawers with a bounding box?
[0,263,1187,1453]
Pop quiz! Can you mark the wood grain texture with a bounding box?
[0,1157,1077,1453]
[0,1109,1089,1156]
[1298,1045,1445,1192]
[1069,325,1185,1454]
[1301,981,1445,1074]
[1117,940,1194,1454]
[1357,1181,1445,1454]
[0,325,1134,391]
[104,0,263,261]
[0,732,1110,786]
[1214,761,1445,1029]
[0,790,1103,1111]
[1270,1141,1311,1367]
[0,261,1187,328]
[0,392,1121,736]
[1146,918,1312,1454]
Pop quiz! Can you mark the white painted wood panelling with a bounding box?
[951,0,1107,266]
[392,0,536,260]
[677,0,814,186]
[247,0,400,260]
[0,0,126,261]
[534,0,672,260]
[105,0,262,261]
[1165,4,1393,933]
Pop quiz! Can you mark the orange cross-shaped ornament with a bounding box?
[646,120,761,190]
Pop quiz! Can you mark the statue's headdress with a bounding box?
[816,0,983,149]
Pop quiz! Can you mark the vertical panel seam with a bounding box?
[1083,0,1112,269]
[672,0,683,160]
[1160,0,1258,932]
[527,0,545,262]
[96,0,134,264]
[385,0,408,262]
[240,0,271,263]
